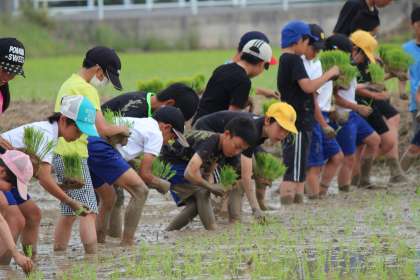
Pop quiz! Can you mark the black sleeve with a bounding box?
[333,1,360,35]
[242,146,255,158]
[194,135,219,162]
[291,56,309,82]
[229,78,251,109]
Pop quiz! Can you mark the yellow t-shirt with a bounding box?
[54,74,101,158]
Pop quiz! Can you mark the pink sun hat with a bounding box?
[0,150,33,200]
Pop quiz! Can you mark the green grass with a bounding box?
[10,49,280,101]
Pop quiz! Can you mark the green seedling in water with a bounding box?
[254,152,286,181]
[23,244,32,258]
[319,50,359,88]
[152,158,176,180]
[219,165,239,190]
[261,98,280,115]
[23,126,56,160]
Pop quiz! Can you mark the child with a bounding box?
[193,102,297,220]
[277,20,339,205]
[53,46,127,254]
[87,107,187,244]
[102,83,199,121]
[0,150,33,273]
[399,8,420,172]
[0,95,98,261]
[350,30,406,185]
[325,34,381,192]
[164,117,258,231]
[302,24,344,198]
[193,39,273,123]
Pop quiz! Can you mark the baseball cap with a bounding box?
[265,102,298,134]
[242,39,273,69]
[83,46,122,90]
[0,150,33,200]
[325,34,353,53]
[238,31,277,65]
[350,30,378,63]
[411,7,420,23]
[153,106,189,147]
[281,20,317,48]
[0,38,25,77]
[60,95,99,137]
[309,24,326,50]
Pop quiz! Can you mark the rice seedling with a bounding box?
[367,63,385,86]
[219,165,239,190]
[23,126,55,161]
[253,152,286,181]
[261,98,280,115]
[319,50,359,88]
[165,74,207,94]
[61,153,84,189]
[103,109,134,129]
[152,158,176,180]
[137,78,165,93]
[378,45,413,74]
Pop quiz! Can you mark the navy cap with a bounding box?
[238,31,270,51]
[325,34,353,53]
[0,38,25,77]
[153,106,189,147]
[309,24,326,50]
[281,20,317,48]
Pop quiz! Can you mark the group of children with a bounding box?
[0,0,419,274]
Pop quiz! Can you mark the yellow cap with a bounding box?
[350,30,378,64]
[265,102,298,134]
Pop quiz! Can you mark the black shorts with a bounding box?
[412,130,420,147]
[373,100,399,119]
[364,108,389,135]
[282,130,312,183]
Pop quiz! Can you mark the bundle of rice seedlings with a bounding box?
[152,158,176,180]
[261,99,280,115]
[367,63,385,86]
[219,165,239,190]
[103,109,134,146]
[319,50,359,89]
[137,78,165,93]
[378,45,413,77]
[191,74,206,94]
[23,127,55,174]
[254,152,286,182]
[61,153,84,189]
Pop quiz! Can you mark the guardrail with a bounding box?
[20,0,343,18]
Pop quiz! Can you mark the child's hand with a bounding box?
[13,252,33,273]
[322,126,337,139]
[252,208,266,224]
[67,199,90,217]
[327,66,340,80]
[356,105,373,117]
[209,184,225,197]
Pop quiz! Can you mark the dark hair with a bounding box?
[240,53,264,66]
[47,112,76,126]
[156,83,199,121]
[0,159,17,186]
[412,7,420,23]
[224,117,258,146]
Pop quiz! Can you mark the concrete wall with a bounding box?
[54,1,411,49]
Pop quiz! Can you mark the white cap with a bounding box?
[242,39,273,63]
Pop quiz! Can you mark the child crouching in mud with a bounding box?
[162,117,258,231]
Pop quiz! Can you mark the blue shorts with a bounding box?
[412,130,420,146]
[307,123,341,168]
[2,188,30,206]
[87,136,131,189]
[333,111,374,155]
[168,163,189,206]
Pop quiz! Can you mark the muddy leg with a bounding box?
[108,186,124,238]
[359,157,374,188]
[54,216,77,252]
[95,184,116,243]
[228,186,243,223]
[80,213,97,254]
[255,185,267,211]
[18,200,41,260]
[0,206,25,264]
[194,189,216,230]
[166,198,198,231]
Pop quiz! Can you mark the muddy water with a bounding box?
[0,163,419,279]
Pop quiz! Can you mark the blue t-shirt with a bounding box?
[403,40,420,112]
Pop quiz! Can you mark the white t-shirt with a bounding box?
[116,117,163,161]
[1,121,59,164]
[336,78,357,114]
[302,56,333,112]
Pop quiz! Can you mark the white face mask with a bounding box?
[90,74,109,88]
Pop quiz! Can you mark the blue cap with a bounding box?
[281,20,317,48]
[238,31,270,51]
[60,95,99,137]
